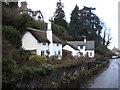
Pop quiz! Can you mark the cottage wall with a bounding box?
[22,22,62,58]
[79,46,86,56]
[37,43,49,56]
[63,44,95,58]
[86,50,94,57]
[63,45,77,56]
[53,43,62,56]
[22,31,38,50]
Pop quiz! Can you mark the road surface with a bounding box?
[88,58,120,88]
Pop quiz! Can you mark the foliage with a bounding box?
[15,13,47,33]
[79,6,102,40]
[27,19,47,30]
[95,54,104,61]
[52,23,73,40]
[69,5,105,47]
[2,3,19,26]
[19,67,43,80]
[28,55,46,67]
[41,63,54,74]
[60,60,109,88]
[46,59,63,65]
[2,57,17,84]
[53,57,93,68]
[2,26,22,48]
[15,13,34,33]
[95,45,114,59]
[46,49,50,59]
[2,39,16,58]
[53,0,68,30]
[2,56,53,86]
[69,5,80,40]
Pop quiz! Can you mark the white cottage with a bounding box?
[22,22,62,57]
[63,39,95,58]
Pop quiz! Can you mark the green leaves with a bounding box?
[28,55,46,67]
[2,26,22,48]
[2,57,17,84]
[53,0,68,30]
[69,5,103,42]
[52,23,73,40]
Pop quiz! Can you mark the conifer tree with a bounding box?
[79,6,103,41]
[53,0,68,30]
[69,5,80,40]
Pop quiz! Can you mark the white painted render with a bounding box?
[53,43,62,56]
[22,30,62,57]
[85,50,94,58]
[22,21,62,58]
[63,44,95,58]
[79,46,86,56]
[22,31,38,50]
[37,43,49,55]
[47,22,53,43]
[63,45,78,56]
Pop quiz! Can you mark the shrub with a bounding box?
[2,57,17,84]
[41,63,53,75]
[49,56,58,60]
[2,26,21,48]
[95,54,104,61]
[52,23,73,40]
[28,20,47,30]
[2,39,16,58]
[19,67,43,80]
[28,55,46,67]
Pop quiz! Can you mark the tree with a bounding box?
[2,2,19,26]
[52,23,73,41]
[15,13,35,33]
[69,5,80,40]
[2,26,22,48]
[53,0,68,30]
[69,6,103,42]
[79,6,103,41]
[101,22,112,47]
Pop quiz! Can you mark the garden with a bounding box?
[2,49,109,89]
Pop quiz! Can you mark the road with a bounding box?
[88,58,120,88]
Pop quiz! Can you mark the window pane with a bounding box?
[90,52,92,56]
[41,51,44,56]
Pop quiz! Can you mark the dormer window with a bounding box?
[43,43,46,45]
[57,43,59,46]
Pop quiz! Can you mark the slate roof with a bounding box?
[66,41,95,50]
[27,27,62,43]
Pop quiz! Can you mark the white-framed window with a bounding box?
[90,52,92,56]
[58,50,61,55]
[57,43,59,46]
[54,51,57,56]
[41,51,45,56]
[86,52,89,56]
[78,45,83,49]
[43,43,46,45]
[80,52,83,56]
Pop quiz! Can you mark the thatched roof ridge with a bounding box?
[27,27,62,43]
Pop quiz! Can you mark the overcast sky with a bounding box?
[19,0,119,50]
